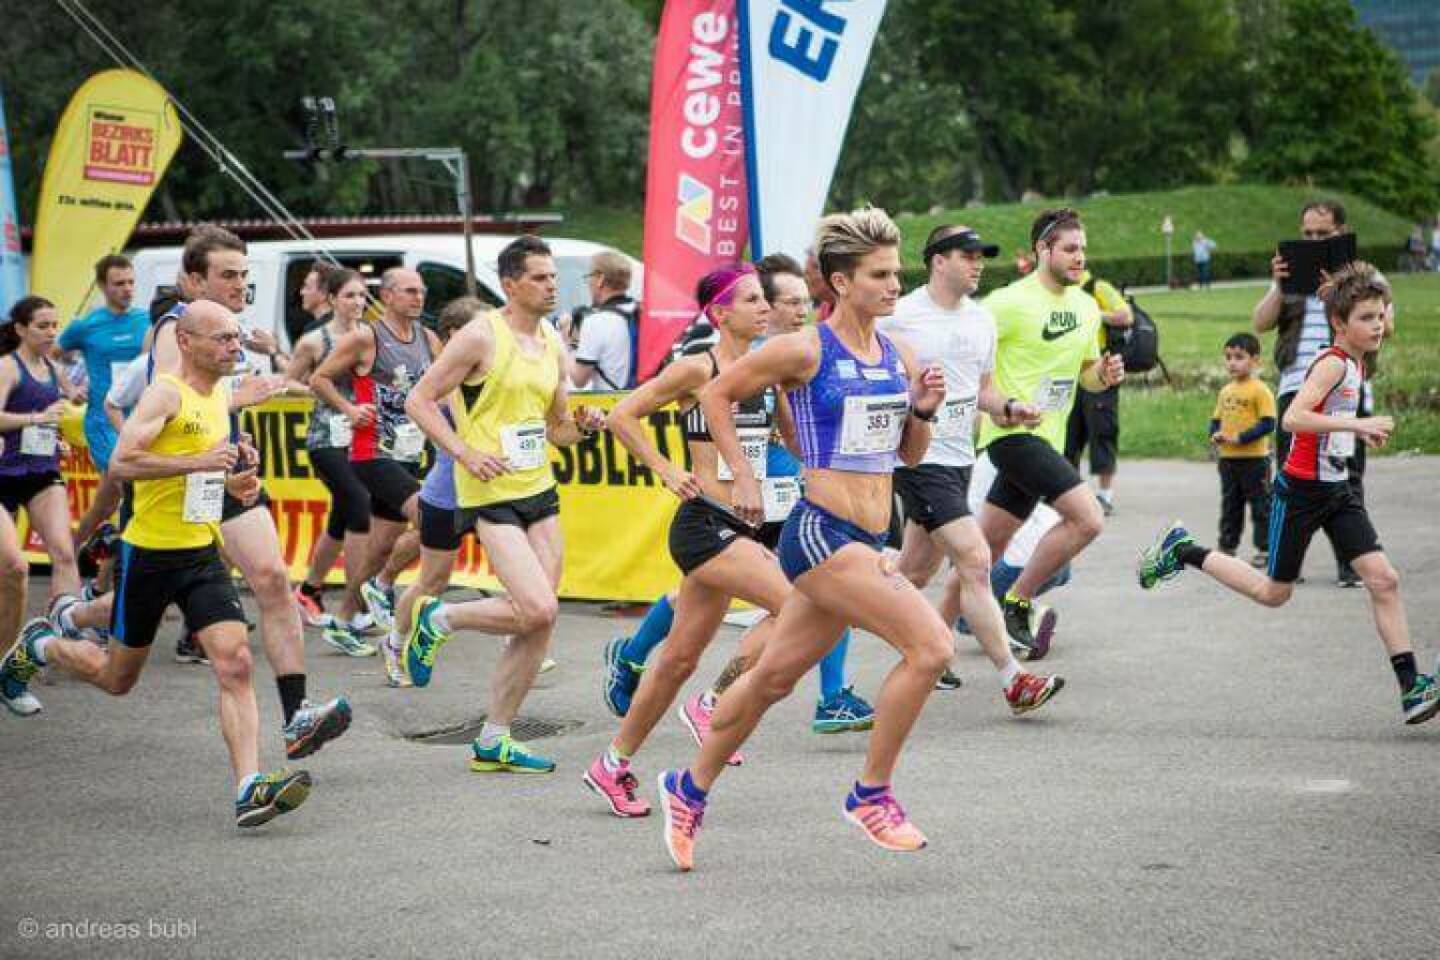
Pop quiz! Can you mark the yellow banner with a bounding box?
[28,393,689,604]
[31,68,183,324]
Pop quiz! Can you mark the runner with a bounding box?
[976,207,1125,659]
[401,235,604,774]
[0,301,313,826]
[0,480,31,713]
[656,208,951,870]
[287,268,375,654]
[310,267,436,652]
[880,225,1063,714]
[1139,262,1439,725]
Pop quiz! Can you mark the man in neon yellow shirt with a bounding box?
[978,208,1126,658]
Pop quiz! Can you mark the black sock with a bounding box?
[1177,544,1211,569]
[1390,652,1418,693]
[300,581,323,597]
[277,674,307,725]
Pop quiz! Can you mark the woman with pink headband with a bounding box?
[583,263,797,818]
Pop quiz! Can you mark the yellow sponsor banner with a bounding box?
[34,393,689,604]
[31,68,183,324]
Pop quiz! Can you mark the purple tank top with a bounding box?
[786,324,910,474]
[0,353,63,476]
[418,408,457,510]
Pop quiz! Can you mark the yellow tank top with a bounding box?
[454,311,560,507]
[124,374,232,550]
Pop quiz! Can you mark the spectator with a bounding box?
[1192,231,1217,289]
[803,247,835,321]
[755,253,810,336]
[1210,332,1275,568]
[1063,270,1132,516]
[1431,223,1440,272]
[1013,247,1035,277]
[568,250,638,391]
[295,259,337,337]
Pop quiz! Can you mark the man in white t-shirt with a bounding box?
[568,250,637,391]
[879,225,1062,715]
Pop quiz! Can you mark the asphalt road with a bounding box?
[3,458,1438,960]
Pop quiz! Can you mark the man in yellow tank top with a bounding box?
[401,235,605,774]
[0,301,313,828]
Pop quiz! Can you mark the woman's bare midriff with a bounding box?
[802,468,892,534]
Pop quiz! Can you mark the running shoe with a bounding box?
[1098,494,1114,517]
[1337,564,1362,589]
[539,657,558,674]
[1,619,49,717]
[1138,521,1196,590]
[361,577,396,632]
[77,522,118,578]
[843,787,928,852]
[1005,671,1065,716]
[405,596,451,688]
[284,696,353,759]
[322,622,376,658]
[602,636,644,717]
[1002,596,1056,661]
[934,667,964,691]
[657,770,705,871]
[678,693,743,766]
[48,592,98,644]
[380,635,412,688]
[470,735,555,774]
[812,686,875,733]
[583,755,651,817]
[1402,675,1440,725]
[235,768,312,828]
[1250,551,1269,570]
[293,584,326,627]
[175,632,209,665]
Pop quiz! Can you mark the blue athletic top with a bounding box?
[59,305,148,431]
[419,408,457,510]
[786,323,910,474]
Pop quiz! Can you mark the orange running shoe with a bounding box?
[657,770,706,871]
[843,787,928,852]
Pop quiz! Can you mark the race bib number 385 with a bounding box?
[839,394,908,455]
[717,427,770,481]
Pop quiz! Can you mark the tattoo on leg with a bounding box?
[711,655,750,695]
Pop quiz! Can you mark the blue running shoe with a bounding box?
[361,577,395,632]
[812,685,875,733]
[284,696,353,759]
[602,636,644,717]
[470,735,555,774]
[1138,521,1196,590]
[1,619,49,716]
[1402,675,1440,725]
[322,623,376,658]
[405,596,451,688]
[235,768,312,828]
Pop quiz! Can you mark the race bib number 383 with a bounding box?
[839,394,908,455]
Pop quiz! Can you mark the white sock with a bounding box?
[430,604,451,632]
[478,722,509,746]
[32,633,53,666]
[388,629,402,652]
[602,743,626,772]
[1097,488,1113,503]
[999,658,1022,688]
[55,605,77,639]
[236,773,261,799]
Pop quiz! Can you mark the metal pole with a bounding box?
[455,151,477,297]
[1165,233,1173,288]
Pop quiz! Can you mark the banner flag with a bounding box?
[638,0,749,380]
[31,68,183,324]
[738,0,887,260]
[0,84,25,318]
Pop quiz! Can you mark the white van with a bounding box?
[130,233,642,349]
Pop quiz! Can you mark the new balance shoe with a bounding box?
[678,693,743,766]
[602,636,644,717]
[361,578,396,632]
[293,585,326,626]
[1402,675,1440,725]
[1138,521,1196,590]
[380,635,412,688]
[284,696,353,760]
[322,623,376,658]
[235,768,312,828]
[1,619,49,716]
[470,735,555,774]
[583,755,651,817]
[812,686,875,733]
[405,596,451,688]
[1005,671,1065,716]
[843,787,928,852]
[1002,596,1056,661]
[175,632,208,665]
[657,770,705,871]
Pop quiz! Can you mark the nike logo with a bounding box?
[1040,311,1079,341]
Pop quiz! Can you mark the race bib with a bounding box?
[933,394,977,441]
[110,361,130,386]
[327,414,352,449]
[19,424,58,457]
[389,421,425,462]
[1033,377,1075,413]
[501,421,548,470]
[183,471,226,523]
[716,427,770,482]
[762,476,801,524]
[839,393,908,455]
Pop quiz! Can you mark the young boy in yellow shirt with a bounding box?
[1209,333,1276,568]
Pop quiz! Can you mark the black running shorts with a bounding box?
[353,459,421,523]
[984,434,1084,520]
[0,471,63,516]
[310,445,371,537]
[419,497,469,551]
[1268,474,1381,584]
[455,487,560,532]
[667,497,755,574]
[894,463,973,532]
[111,543,244,648]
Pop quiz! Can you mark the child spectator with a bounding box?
[1210,333,1275,567]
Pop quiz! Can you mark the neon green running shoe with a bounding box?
[404,595,451,688]
[470,735,555,774]
[1138,521,1196,590]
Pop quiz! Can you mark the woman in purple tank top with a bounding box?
[0,296,83,607]
[655,209,954,870]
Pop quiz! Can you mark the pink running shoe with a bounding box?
[677,693,743,766]
[843,789,928,852]
[657,770,705,871]
[583,755,651,818]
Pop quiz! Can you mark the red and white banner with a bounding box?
[638,0,749,380]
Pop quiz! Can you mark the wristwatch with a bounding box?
[911,406,939,423]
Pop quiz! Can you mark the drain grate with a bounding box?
[405,714,583,745]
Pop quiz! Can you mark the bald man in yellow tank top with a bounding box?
[402,235,605,774]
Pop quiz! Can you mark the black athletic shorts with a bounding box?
[1268,473,1381,584]
[353,459,421,523]
[419,497,470,551]
[111,543,243,649]
[984,433,1084,520]
[310,445,371,537]
[455,487,560,532]
[894,463,972,532]
[668,497,755,574]
[1065,386,1119,476]
[0,471,63,516]
[221,486,271,523]
[757,520,785,552]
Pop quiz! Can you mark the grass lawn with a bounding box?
[1120,272,1440,460]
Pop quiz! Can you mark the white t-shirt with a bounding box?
[969,452,1058,567]
[574,308,633,391]
[1277,268,1389,397]
[878,286,995,467]
[107,353,150,411]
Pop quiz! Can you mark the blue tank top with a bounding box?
[0,353,63,476]
[786,324,910,474]
[418,408,458,510]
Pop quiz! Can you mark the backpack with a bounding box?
[1118,294,1161,374]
